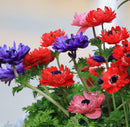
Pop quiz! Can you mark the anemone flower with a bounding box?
[40,64,74,87]
[71,12,90,33]
[0,42,30,65]
[52,32,89,52]
[98,26,130,44]
[92,55,114,63]
[40,29,65,47]
[113,40,130,69]
[87,54,103,67]
[23,47,55,69]
[68,91,105,119]
[86,6,116,27]
[0,63,25,85]
[101,63,129,93]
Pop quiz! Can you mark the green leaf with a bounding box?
[12,84,24,96]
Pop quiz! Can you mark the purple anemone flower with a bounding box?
[52,32,89,52]
[0,42,30,65]
[92,55,115,63]
[0,63,25,85]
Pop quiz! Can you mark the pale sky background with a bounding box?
[0,0,130,125]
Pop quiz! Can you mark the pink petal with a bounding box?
[97,94,105,107]
[77,26,89,34]
[85,108,101,119]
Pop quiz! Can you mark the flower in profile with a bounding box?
[40,29,65,47]
[23,47,55,69]
[40,64,74,87]
[113,40,130,69]
[68,91,105,119]
[98,26,130,44]
[71,12,90,33]
[0,42,30,65]
[92,55,114,62]
[87,54,103,67]
[101,63,129,93]
[86,6,116,27]
[0,63,25,85]
[52,32,89,52]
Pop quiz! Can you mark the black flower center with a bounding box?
[126,54,130,57]
[81,99,90,105]
[107,30,118,36]
[65,38,75,44]
[50,34,53,37]
[109,75,119,84]
[51,71,62,75]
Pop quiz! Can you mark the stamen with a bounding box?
[81,99,90,105]
[109,75,119,84]
[51,70,62,75]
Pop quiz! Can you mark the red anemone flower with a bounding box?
[40,29,65,47]
[86,6,116,27]
[87,54,103,67]
[101,63,129,93]
[113,40,130,69]
[68,91,105,119]
[40,64,74,87]
[23,48,54,69]
[98,26,130,44]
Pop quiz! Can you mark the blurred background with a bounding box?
[0,0,129,125]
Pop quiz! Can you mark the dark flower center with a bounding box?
[108,30,118,36]
[109,75,119,84]
[81,99,90,105]
[50,34,53,37]
[126,54,130,57]
[65,38,75,44]
[51,70,62,75]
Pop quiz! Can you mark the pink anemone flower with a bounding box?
[68,91,105,119]
[71,12,90,34]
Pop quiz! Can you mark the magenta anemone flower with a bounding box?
[71,12,90,33]
[68,91,105,119]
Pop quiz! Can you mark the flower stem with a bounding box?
[12,65,19,77]
[112,93,116,110]
[101,23,105,51]
[25,83,69,117]
[56,55,61,69]
[72,58,90,92]
[105,92,111,115]
[92,27,96,38]
[120,94,129,127]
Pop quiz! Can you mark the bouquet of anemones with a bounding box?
[1,2,130,127]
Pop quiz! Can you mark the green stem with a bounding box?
[112,93,121,127]
[42,85,51,97]
[25,83,69,117]
[60,88,69,105]
[12,65,19,77]
[92,27,96,38]
[101,23,105,51]
[105,92,111,115]
[120,94,129,127]
[116,101,127,111]
[56,55,60,69]
[72,58,90,92]
[112,93,116,110]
